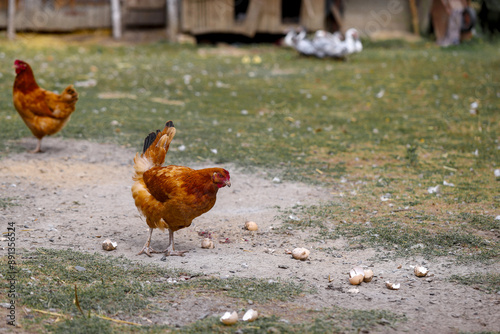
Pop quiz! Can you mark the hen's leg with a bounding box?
[31,139,43,153]
[161,229,188,258]
[138,228,162,256]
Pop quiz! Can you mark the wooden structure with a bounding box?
[180,0,438,38]
[1,0,464,42]
[0,0,112,32]
[0,0,169,33]
[181,0,325,37]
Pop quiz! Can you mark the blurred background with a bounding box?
[1,0,499,45]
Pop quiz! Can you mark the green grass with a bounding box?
[4,248,181,315]
[1,37,498,177]
[0,33,498,332]
[280,203,499,262]
[0,249,314,332]
[449,272,500,294]
[171,276,311,302]
[48,307,404,334]
[0,197,20,209]
[0,248,404,333]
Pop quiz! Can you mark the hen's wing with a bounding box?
[14,88,55,117]
[143,165,195,203]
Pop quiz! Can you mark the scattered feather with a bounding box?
[427,185,440,194]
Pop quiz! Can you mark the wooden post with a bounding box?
[167,0,179,42]
[110,0,122,39]
[7,0,16,40]
[409,0,420,36]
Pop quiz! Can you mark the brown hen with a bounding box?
[13,60,78,153]
[132,121,231,257]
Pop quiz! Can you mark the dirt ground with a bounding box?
[1,137,499,333]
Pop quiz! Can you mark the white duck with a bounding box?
[283,27,306,48]
[313,30,346,58]
[343,28,363,54]
[290,28,316,56]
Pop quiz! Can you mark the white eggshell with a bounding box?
[242,309,258,322]
[102,239,117,251]
[291,247,310,260]
[245,221,258,231]
[386,281,400,290]
[349,266,365,278]
[220,311,238,325]
[201,238,214,249]
[414,265,429,277]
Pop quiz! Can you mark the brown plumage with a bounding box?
[13,60,78,153]
[132,121,231,257]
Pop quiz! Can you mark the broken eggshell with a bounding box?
[385,281,400,290]
[102,239,117,251]
[201,238,214,249]
[291,247,310,260]
[242,309,258,322]
[349,266,365,285]
[244,221,258,231]
[349,274,364,285]
[220,311,238,325]
[363,269,374,282]
[414,265,429,277]
[350,266,364,277]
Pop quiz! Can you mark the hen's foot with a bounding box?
[31,140,43,153]
[160,250,188,260]
[137,246,162,257]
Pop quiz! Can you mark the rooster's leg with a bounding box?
[161,229,188,258]
[137,228,161,257]
[31,139,43,153]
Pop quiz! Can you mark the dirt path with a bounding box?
[1,138,499,333]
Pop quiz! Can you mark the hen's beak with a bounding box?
[225,180,231,188]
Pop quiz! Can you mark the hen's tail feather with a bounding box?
[62,85,79,103]
[133,121,176,180]
[143,130,160,154]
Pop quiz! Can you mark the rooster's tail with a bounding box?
[133,121,176,180]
